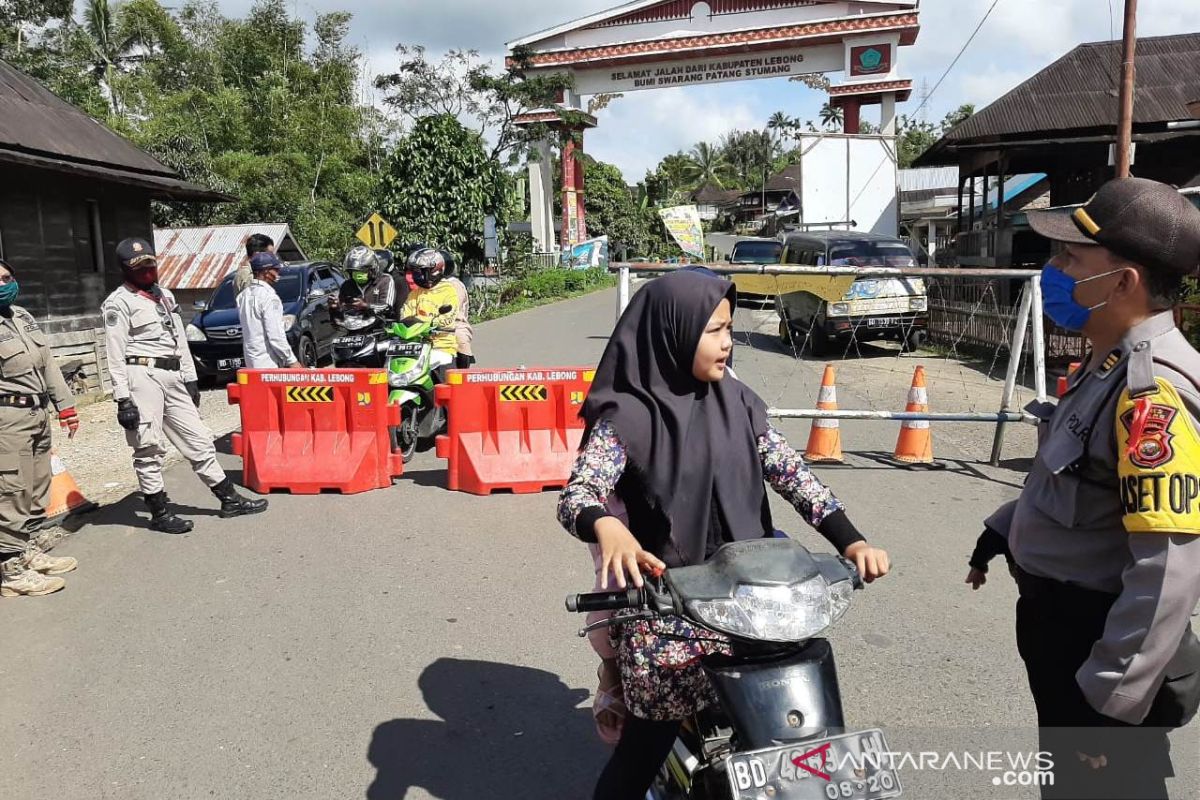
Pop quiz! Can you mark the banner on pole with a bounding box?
[659,205,706,259]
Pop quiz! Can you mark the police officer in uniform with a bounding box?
[102,239,267,534]
[982,179,1200,798]
[0,258,80,597]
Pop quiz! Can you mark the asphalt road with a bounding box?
[2,288,1195,800]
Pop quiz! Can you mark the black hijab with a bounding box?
[582,271,773,567]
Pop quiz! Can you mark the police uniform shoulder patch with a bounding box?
[104,308,120,327]
[1117,377,1200,535]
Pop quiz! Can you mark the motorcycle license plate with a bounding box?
[388,342,424,357]
[217,358,243,370]
[868,317,902,328]
[727,729,901,800]
[334,336,366,348]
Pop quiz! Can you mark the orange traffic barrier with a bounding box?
[805,364,844,463]
[435,367,594,495]
[227,369,403,494]
[1057,361,1083,398]
[45,450,97,520]
[893,366,935,464]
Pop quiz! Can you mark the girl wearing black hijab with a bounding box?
[557,271,889,799]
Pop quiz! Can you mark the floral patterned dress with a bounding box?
[557,420,857,721]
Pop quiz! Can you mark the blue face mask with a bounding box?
[1040,264,1122,332]
[0,280,18,307]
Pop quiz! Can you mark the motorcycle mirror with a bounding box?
[308,288,326,300]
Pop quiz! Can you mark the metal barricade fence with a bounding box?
[610,262,1048,465]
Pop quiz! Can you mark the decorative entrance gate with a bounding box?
[507,0,921,251]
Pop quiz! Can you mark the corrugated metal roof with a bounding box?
[0,59,227,201]
[919,33,1200,165]
[899,167,959,193]
[155,224,305,290]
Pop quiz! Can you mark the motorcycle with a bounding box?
[330,309,454,462]
[567,537,901,800]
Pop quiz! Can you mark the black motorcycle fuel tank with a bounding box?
[704,638,844,751]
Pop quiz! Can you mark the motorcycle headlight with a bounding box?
[185,324,207,342]
[341,316,372,331]
[909,297,928,312]
[828,302,850,317]
[688,576,854,642]
[282,314,297,331]
[390,358,428,387]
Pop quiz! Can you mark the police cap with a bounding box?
[116,238,157,269]
[1028,178,1200,279]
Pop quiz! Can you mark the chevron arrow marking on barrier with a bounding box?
[285,385,335,403]
[499,384,548,402]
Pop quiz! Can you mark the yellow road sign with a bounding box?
[499,385,548,402]
[356,212,398,250]
[286,386,335,403]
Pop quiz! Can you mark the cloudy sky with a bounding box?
[221,0,1200,180]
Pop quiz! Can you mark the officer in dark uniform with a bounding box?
[982,179,1200,799]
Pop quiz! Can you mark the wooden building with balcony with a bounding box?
[915,33,1200,269]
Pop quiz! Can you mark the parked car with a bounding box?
[771,231,928,355]
[185,262,345,382]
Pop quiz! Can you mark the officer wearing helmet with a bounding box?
[975,178,1200,798]
[400,247,460,369]
[331,244,403,324]
[102,238,267,534]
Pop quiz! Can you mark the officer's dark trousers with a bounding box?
[1015,569,1173,800]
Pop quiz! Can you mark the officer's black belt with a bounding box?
[0,392,49,409]
[126,356,181,371]
[1013,564,1118,604]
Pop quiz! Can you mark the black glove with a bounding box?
[186,380,201,407]
[117,398,140,431]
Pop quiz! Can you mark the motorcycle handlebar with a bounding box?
[565,587,644,613]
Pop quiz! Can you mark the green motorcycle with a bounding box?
[331,311,453,462]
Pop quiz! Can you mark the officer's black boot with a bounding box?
[211,478,268,519]
[144,492,194,534]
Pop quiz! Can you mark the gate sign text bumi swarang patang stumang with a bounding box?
[572,44,843,95]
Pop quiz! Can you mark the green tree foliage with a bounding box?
[682,142,733,191]
[374,44,572,167]
[3,0,384,261]
[720,129,779,190]
[379,114,508,265]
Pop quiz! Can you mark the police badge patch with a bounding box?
[105,309,120,327]
[1121,400,1178,469]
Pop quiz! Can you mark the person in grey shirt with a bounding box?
[973,179,1200,799]
[235,232,275,295]
[237,252,301,369]
[103,238,268,534]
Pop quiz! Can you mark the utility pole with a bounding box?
[1115,0,1138,178]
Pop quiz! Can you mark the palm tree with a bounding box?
[684,141,732,190]
[819,102,844,131]
[82,0,144,117]
[766,111,790,143]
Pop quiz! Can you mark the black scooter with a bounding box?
[567,537,901,800]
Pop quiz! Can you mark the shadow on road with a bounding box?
[57,490,221,535]
[366,658,602,800]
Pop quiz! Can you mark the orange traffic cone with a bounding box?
[45,450,97,521]
[893,366,935,465]
[805,364,844,464]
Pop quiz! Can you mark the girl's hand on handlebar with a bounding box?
[594,517,666,590]
[843,542,890,583]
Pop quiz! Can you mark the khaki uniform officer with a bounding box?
[0,258,79,597]
[102,238,267,534]
[982,179,1200,800]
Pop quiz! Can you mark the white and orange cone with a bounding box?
[805,364,844,464]
[893,366,935,464]
[45,450,97,521]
